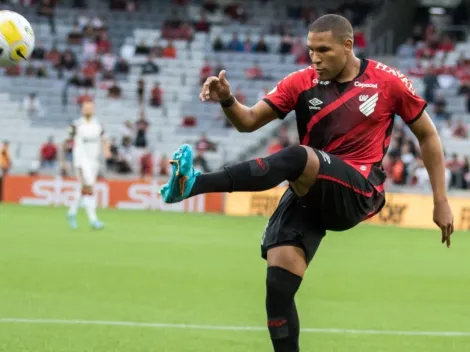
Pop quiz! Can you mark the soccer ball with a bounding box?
[0,10,34,66]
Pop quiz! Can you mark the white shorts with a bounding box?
[75,162,99,186]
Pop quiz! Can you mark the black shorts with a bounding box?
[261,149,385,264]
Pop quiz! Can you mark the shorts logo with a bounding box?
[308,98,323,110]
[359,92,379,117]
[318,150,331,164]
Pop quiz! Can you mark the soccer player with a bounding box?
[67,101,109,230]
[161,15,454,352]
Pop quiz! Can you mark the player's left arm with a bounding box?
[408,112,454,246]
[394,77,454,247]
[101,130,111,160]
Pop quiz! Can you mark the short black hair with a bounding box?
[308,14,354,42]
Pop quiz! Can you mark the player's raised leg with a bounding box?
[160,143,320,203]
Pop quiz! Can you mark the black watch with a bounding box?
[220,95,235,108]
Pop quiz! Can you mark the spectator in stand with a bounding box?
[253,35,269,53]
[446,153,462,188]
[82,36,97,60]
[213,35,224,51]
[135,39,151,55]
[142,56,159,75]
[159,153,169,176]
[245,61,264,80]
[390,155,405,185]
[134,110,149,148]
[40,136,58,168]
[36,64,48,78]
[233,86,246,104]
[150,82,163,107]
[37,0,56,34]
[401,142,416,183]
[244,33,253,52]
[101,52,116,80]
[5,64,21,77]
[107,80,122,99]
[137,77,145,105]
[227,33,244,51]
[453,120,468,139]
[195,133,217,154]
[106,137,119,171]
[194,11,210,32]
[47,44,61,67]
[194,152,211,172]
[423,66,439,103]
[397,38,416,59]
[439,35,454,53]
[162,40,177,58]
[200,59,213,85]
[25,63,35,76]
[68,24,83,45]
[115,57,130,74]
[433,97,451,122]
[82,60,98,87]
[59,50,78,72]
[31,41,47,60]
[150,38,164,58]
[97,32,112,54]
[353,27,367,57]
[116,136,134,174]
[279,33,293,54]
[61,129,74,176]
[0,141,11,176]
[214,61,225,75]
[140,148,153,179]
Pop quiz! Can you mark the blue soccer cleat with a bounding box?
[67,214,78,229]
[160,144,200,203]
[91,220,104,230]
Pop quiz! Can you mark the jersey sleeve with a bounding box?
[263,73,298,119]
[393,74,427,124]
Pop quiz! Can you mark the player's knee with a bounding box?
[269,145,309,182]
[266,266,302,301]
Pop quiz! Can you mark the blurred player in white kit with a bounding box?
[67,101,110,229]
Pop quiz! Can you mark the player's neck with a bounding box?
[335,56,361,83]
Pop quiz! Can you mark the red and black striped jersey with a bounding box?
[263,59,427,192]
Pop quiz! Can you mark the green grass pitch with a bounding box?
[0,204,469,352]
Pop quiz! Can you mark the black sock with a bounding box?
[189,146,308,197]
[266,266,302,352]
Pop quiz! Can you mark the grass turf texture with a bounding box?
[0,204,469,352]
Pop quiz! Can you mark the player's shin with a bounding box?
[189,145,308,197]
[83,192,98,223]
[68,189,82,216]
[266,266,302,352]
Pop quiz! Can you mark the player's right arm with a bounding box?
[200,70,296,132]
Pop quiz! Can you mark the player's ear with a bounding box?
[344,38,353,53]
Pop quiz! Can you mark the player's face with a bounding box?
[307,31,352,81]
[82,102,94,117]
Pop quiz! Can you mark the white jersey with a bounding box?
[72,116,104,167]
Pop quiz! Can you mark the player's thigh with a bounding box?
[76,163,98,187]
[290,146,320,196]
[261,188,326,266]
[303,150,385,231]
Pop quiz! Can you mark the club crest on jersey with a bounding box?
[359,92,379,117]
[308,97,323,110]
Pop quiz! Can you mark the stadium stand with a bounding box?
[0,0,469,191]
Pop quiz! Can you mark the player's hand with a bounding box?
[199,70,231,102]
[433,199,454,248]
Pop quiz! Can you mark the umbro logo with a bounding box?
[308,98,323,110]
[359,92,379,117]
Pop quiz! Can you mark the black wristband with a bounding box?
[220,95,235,108]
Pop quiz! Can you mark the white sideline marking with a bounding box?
[1,318,470,337]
